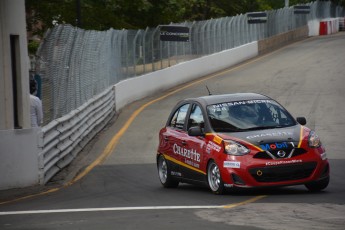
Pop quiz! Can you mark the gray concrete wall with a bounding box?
[258,26,309,55]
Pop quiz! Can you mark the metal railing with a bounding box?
[38,86,115,184]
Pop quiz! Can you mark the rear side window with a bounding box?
[169,104,190,130]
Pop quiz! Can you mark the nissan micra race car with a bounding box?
[156,93,329,194]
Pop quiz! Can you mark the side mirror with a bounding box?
[296,117,307,125]
[188,126,204,136]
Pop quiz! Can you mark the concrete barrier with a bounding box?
[115,42,258,112]
[319,18,340,35]
[308,20,321,36]
[0,128,40,190]
[258,26,309,55]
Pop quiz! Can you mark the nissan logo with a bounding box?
[277,150,286,158]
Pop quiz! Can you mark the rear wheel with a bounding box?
[157,155,179,188]
[207,160,225,195]
[305,176,329,192]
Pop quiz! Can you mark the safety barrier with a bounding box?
[37,86,116,184]
[319,18,340,35]
[339,17,345,31]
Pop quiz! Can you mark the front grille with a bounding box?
[249,162,317,183]
[253,148,307,159]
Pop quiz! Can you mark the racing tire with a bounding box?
[305,176,330,192]
[157,155,179,188]
[207,160,225,195]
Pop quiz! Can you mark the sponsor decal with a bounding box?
[213,136,223,144]
[224,184,234,188]
[294,5,311,14]
[206,148,211,154]
[260,142,288,151]
[210,100,273,112]
[173,143,201,168]
[265,159,302,166]
[173,143,201,162]
[246,131,293,140]
[321,152,327,160]
[224,161,241,168]
[164,154,206,175]
[160,26,190,42]
[206,141,222,153]
[171,171,182,177]
[247,12,268,24]
[185,159,200,168]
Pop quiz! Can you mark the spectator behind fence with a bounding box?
[30,78,43,127]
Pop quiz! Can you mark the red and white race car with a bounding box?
[156,93,329,194]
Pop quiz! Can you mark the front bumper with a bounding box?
[221,156,330,188]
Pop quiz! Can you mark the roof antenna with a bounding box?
[206,85,212,95]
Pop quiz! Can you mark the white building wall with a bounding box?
[0,0,40,189]
[0,0,30,130]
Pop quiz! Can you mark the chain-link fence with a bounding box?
[35,1,344,125]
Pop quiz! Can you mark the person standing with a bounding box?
[30,78,43,127]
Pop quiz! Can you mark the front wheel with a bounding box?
[207,160,225,195]
[157,155,179,188]
[305,176,329,192]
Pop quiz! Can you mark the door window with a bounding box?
[188,104,204,130]
[169,104,190,130]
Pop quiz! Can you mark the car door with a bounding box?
[160,103,191,177]
[180,103,207,182]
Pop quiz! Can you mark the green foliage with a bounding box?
[28,40,40,54]
[25,0,345,34]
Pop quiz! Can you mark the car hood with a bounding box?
[219,125,303,148]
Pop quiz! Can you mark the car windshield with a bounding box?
[206,99,296,132]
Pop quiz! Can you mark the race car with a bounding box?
[156,93,329,194]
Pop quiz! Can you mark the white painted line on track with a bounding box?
[0,205,223,215]
[0,195,267,215]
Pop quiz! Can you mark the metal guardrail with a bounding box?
[37,86,115,184]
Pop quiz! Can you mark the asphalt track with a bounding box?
[0,33,345,230]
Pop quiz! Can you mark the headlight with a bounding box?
[308,130,321,148]
[224,140,250,156]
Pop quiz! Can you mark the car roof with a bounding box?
[186,93,271,106]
